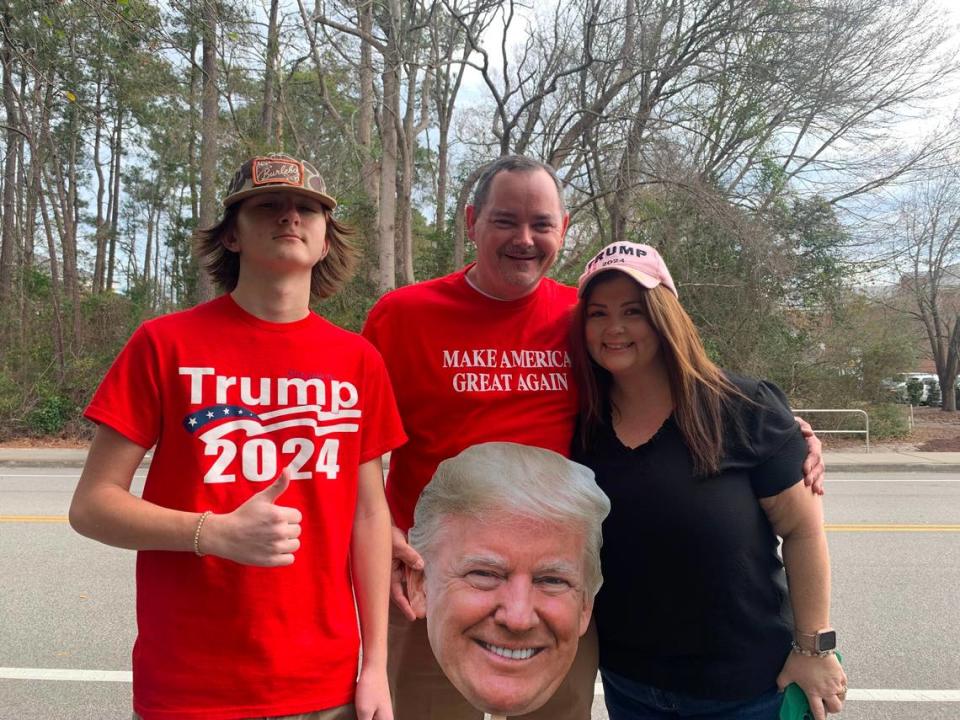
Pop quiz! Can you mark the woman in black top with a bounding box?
[570,241,846,720]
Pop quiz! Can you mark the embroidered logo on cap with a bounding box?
[252,158,303,187]
[585,243,648,272]
[577,241,679,298]
[223,154,337,209]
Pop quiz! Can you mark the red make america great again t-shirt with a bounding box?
[86,294,406,720]
[363,266,579,532]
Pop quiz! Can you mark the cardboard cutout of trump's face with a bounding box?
[407,513,593,717]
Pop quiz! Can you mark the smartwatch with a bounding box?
[795,628,837,654]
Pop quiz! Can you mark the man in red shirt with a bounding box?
[363,155,826,720]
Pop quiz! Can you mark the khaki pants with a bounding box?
[134,703,355,720]
[387,603,598,720]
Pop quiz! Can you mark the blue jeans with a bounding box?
[601,668,783,720]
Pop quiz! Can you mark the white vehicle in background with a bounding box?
[882,373,941,405]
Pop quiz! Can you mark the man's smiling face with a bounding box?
[465,168,569,301]
[409,513,592,716]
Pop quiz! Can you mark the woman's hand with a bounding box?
[795,416,825,495]
[777,651,847,720]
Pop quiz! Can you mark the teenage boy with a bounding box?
[70,154,406,720]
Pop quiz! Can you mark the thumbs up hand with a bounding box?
[198,469,303,567]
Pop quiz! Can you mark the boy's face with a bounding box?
[224,192,328,275]
[408,513,593,716]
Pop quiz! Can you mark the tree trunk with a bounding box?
[38,186,66,382]
[943,376,958,412]
[430,13,471,268]
[377,56,400,293]
[189,33,200,224]
[184,27,202,303]
[198,0,220,302]
[15,67,29,272]
[16,116,30,352]
[939,318,959,412]
[435,119,449,237]
[107,107,123,292]
[397,159,414,286]
[144,204,154,284]
[609,94,657,241]
[358,0,380,206]
[67,133,81,343]
[42,117,82,346]
[452,165,485,269]
[92,80,108,293]
[0,20,19,304]
[20,98,35,275]
[398,60,419,286]
[153,205,163,308]
[261,0,280,142]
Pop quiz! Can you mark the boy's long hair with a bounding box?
[570,273,743,476]
[193,204,358,300]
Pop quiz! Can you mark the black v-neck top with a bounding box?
[573,373,808,700]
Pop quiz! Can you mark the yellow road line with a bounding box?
[0,515,68,523]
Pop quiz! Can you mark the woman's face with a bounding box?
[584,273,663,380]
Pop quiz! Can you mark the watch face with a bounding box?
[816,630,837,652]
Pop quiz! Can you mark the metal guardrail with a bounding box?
[792,408,870,453]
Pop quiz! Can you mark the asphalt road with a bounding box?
[1,469,958,720]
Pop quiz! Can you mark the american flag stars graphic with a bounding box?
[182,405,260,433]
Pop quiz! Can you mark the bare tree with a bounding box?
[889,169,960,411]
[308,0,438,291]
[439,0,596,254]
[448,0,960,263]
[427,0,500,265]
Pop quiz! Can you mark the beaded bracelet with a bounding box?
[790,640,836,657]
[193,511,213,557]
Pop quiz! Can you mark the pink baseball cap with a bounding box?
[577,242,678,297]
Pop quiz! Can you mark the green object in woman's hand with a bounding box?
[779,651,844,720]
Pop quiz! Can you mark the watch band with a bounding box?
[794,628,837,653]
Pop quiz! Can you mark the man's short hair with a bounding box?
[408,442,610,596]
[471,156,567,215]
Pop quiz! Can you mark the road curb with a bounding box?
[827,464,960,474]
[0,451,149,469]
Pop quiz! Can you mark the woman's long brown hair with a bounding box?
[570,273,743,476]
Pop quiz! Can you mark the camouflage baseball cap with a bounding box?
[223,153,337,210]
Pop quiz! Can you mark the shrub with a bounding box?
[905,378,924,406]
[867,403,910,440]
[0,368,19,418]
[925,380,941,407]
[26,391,74,435]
